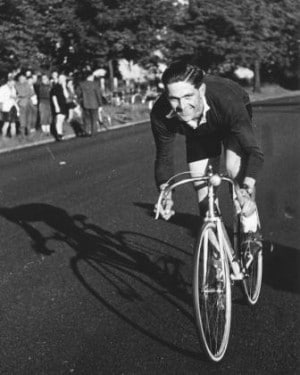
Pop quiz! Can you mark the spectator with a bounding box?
[37,74,52,135]
[50,73,68,141]
[0,76,19,137]
[27,73,38,132]
[15,73,36,135]
[66,77,77,123]
[76,71,102,136]
[50,71,59,86]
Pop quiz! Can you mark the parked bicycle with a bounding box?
[155,166,263,362]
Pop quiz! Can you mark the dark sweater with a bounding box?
[37,83,51,104]
[151,75,264,188]
[77,80,102,109]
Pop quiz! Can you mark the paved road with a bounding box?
[0,97,299,374]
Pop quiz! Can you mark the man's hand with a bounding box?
[239,188,256,217]
[154,185,175,220]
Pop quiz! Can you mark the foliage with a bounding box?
[165,0,300,84]
[0,0,299,87]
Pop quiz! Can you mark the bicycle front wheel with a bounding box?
[193,222,232,362]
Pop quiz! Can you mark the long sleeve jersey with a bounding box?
[151,75,264,188]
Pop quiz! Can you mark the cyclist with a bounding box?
[151,61,263,257]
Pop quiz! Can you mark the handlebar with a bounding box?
[154,170,245,220]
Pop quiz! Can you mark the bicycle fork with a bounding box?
[206,180,243,281]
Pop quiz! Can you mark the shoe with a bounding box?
[241,230,262,268]
[55,134,64,142]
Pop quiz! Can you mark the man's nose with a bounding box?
[176,99,185,111]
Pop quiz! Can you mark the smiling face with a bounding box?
[166,81,205,124]
[41,74,49,85]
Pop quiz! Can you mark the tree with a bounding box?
[73,0,176,87]
[0,0,77,73]
[165,0,300,90]
[0,0,41,74]
[233,0,300,91]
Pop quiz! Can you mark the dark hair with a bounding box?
[162,61,204,89]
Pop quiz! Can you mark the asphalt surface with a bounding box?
[0,96,299,374]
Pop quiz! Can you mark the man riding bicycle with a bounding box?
[151,61,264,256]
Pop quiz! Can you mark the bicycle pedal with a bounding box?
[230,272,244,281]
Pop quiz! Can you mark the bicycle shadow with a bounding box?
[133,202,200,237]
[263,241,300,294]
[134,202,300,295]
[0,203,203,360]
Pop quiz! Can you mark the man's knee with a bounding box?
[225,150,242,179]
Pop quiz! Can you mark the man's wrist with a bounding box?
[242,177,255,195]
[241,184,253,196]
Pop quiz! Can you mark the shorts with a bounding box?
[2,106,18,123]
[187,131,247,163]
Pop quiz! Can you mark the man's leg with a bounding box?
[18,106,26,135]
[225,148,261,262]
[55,114,65,136]
[25,104,32,134]
[188,157,220,217]
[91,109,99,136]
[83,108,92,135]
[225,149,243,181]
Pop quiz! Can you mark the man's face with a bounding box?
[166,81,204,124]
[58,74,66,85]
[41,75,49,84]
[19,75,26,84]
[52,71,58,81]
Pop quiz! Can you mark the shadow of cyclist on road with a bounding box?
[0,203,201,359]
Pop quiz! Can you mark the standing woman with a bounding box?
[66,77,77,123]
[0,76,19,137]
[38,74,52,135]
[50,73,68,141]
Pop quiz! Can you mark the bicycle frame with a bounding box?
[156,168,263,360]
[155,167,244,280]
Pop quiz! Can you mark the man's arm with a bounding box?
[226,102,264,186]
[95,82,103,107]
[150,103,176,190]
[224,100,264,217]
[75,84,83,107]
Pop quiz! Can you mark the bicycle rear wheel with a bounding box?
[242,237,263,305]
[193,222,231,362]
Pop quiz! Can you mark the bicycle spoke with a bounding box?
[193,223,231,361]
[242,249,263,305]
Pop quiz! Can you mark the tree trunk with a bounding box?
[253,59,261,93]
[108,59,114,92]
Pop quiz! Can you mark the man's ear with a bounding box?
[199,83,206,97]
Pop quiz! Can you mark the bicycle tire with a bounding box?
[241,225,263,305]
[102,114,111,129]
[193,222,232,362]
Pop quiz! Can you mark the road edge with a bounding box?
[0,93,299,155]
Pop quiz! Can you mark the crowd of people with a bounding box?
[0,69,104,141]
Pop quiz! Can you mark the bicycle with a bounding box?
[155,166,263,362]
[98,106,112,130]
